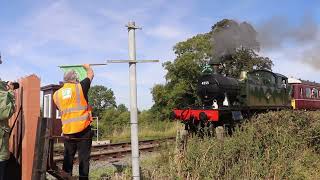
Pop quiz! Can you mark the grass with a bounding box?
[89,165,132,180]
[88,121,181,179]
[104,121,181,143]
[105,110,320,179]
[89,148,175,179]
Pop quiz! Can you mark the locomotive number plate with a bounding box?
[201,81,209,85]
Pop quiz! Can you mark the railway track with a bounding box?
[53,137,175,163]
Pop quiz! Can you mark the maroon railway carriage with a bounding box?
[289,78,320,110]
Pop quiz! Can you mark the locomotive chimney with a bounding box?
[209,58,221,74]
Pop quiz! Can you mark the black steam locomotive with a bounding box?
[173,60,291,134]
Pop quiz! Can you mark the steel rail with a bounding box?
[53,137,175,163]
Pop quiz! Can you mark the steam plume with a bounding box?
[257,14,319,70]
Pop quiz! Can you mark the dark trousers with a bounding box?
[0,160,8,180]
[63,126,92,180]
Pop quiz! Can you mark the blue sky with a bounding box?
[0,0,320,109]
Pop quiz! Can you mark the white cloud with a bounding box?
[24,1,110,51]
[261,45,320,82]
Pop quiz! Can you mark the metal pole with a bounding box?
[127,21,140,180]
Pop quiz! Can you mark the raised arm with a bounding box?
[83,64,94,81]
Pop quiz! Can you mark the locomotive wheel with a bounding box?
[186,118,197,136]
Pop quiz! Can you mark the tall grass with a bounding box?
[137,110,320,179]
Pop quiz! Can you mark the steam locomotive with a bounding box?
[173,60,319,134]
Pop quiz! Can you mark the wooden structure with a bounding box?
[37,84,74,179]
[8,75,41,180]
[40,84,62,137]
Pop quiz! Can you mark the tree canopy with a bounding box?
[151,33,213,119]
[88,85,116,117]
[151,19,273,119]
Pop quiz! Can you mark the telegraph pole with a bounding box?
[127,21,140,180]
[107,22,158,180]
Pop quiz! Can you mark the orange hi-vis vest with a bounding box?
[53,83,92,134]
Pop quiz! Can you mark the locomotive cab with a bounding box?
[242,70,291,108]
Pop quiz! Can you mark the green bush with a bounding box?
[94,107,180,142]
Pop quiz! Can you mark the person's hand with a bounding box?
[83,64,94,81]
[83,64,91,69]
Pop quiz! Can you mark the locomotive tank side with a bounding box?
[241,70,292,109]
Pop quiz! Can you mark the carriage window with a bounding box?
[300,88,303,97]
[313,88,318,98]
[306,88,311,98]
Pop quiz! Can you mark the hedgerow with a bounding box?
[139,110,320,179]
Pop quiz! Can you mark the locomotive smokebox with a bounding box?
[197,73,240,107]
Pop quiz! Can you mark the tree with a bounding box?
[117,103,128,112]
[98,107,130,136]
[88,85,116,117]
[151,19,273,119]
[151,33,213,119]
[221,48,273,77]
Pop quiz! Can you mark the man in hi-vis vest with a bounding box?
[53,64,94,180]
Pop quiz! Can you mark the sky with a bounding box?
[0,0,320,110]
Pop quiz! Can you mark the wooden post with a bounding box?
[215,126,225,140]
[32,118,50,180]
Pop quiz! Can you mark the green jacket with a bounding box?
[0,81,15,161]
[0,121,10,161]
